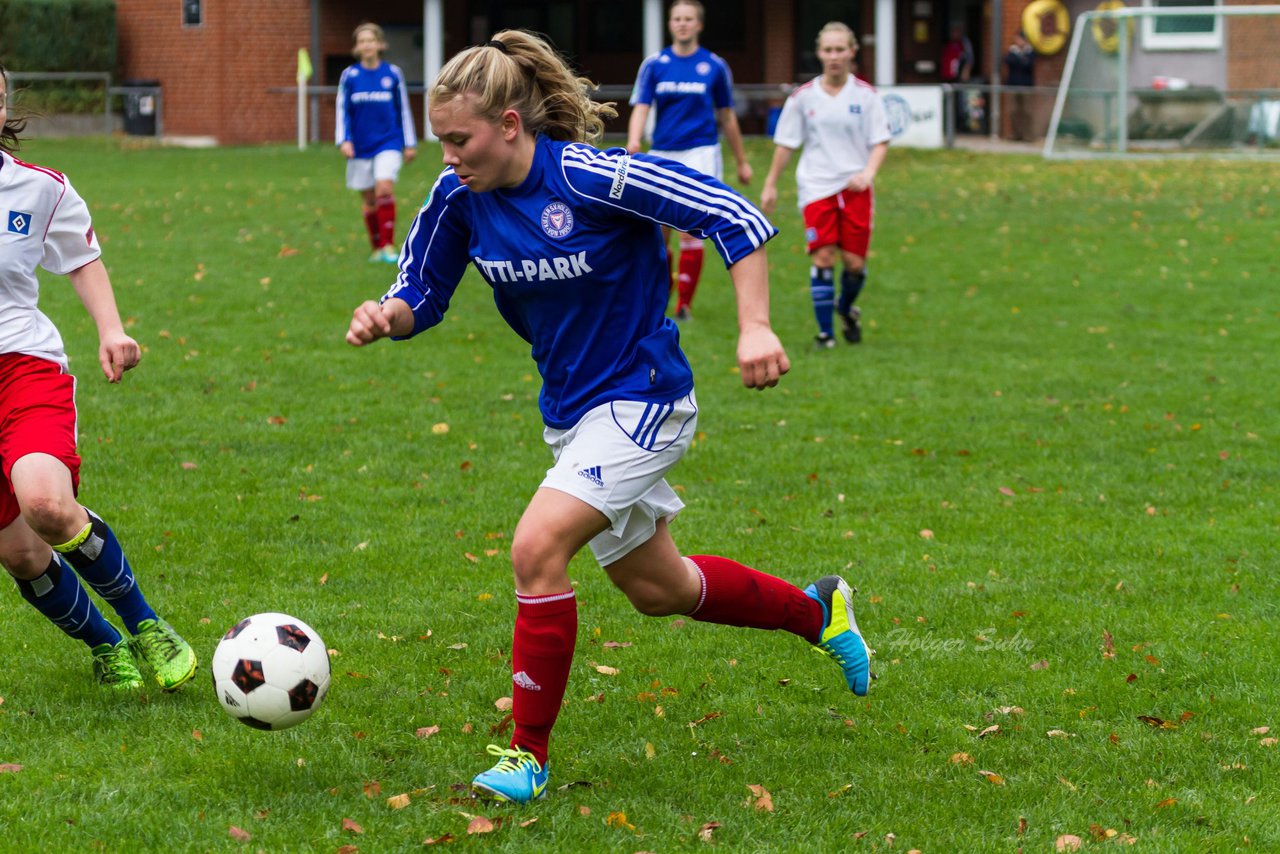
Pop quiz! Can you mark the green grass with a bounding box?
[0,136,1275,851]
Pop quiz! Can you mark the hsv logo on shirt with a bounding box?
[7,210,31,235]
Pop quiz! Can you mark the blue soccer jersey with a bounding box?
[335,61,417,158]
[382,136,777,429]
[630,47,735,151]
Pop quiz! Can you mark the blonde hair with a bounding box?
[352,22,387,58]
[816,21,857,51]
[430,30,617,143]
[669,0,705,23]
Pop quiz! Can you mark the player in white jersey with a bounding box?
[0,64,196,693]
[626,0,752,320]
[336,22,418,264]
[761,22,891,347]
[346,30,873,806]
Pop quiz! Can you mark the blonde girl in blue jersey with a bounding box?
[346,30,874,805]
[336,22,418,263]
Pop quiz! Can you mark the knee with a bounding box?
[21,494,83,543]
[0,542,53,580]
[510,529,571,593]
[811,247,837,269]
[613,576,689,617]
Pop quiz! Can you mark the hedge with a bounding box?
[0,0,116,72]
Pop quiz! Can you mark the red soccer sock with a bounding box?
[510,590,577,765]
[676,241,704,311]
[686,555,823,643]
[375,196,396,248]
[362,207,379,249]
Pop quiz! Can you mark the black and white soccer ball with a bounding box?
[212,612,331,731]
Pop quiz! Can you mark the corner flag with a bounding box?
[297,48,313,83]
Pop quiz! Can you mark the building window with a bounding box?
[1142,0,1222,50]
[182,0,202,27]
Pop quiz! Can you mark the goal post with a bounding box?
[1044,3,1280,158]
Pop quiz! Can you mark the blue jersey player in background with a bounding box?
[346,30,874,805]
[627,0,752,321]
[336,22,417,264]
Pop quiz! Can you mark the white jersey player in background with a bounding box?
[761,22,890,348]
[0,64,196,693]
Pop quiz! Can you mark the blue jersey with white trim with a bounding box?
[383,135,777,429]
[335,61,417,158]
[630,46,734,151]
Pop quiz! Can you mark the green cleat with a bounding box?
[130,618,197,691]
[91,640,144,691]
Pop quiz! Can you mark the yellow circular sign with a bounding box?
[1023,0,1072,55]
[1091,0,1133,54]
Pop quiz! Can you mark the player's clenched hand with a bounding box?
[737,325,790,389]
[98,330,141,383]
[346,300,393,346]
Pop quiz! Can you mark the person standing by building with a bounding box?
[1003,31,1036,141]
[761,22,890,347]
[626,0,753,320]
[0,63,197,692]
[336,22,418,264]
[346,30,873,804]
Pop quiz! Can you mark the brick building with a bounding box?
[115,0,1273,145]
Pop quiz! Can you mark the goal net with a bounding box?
[1045,3,1280,157]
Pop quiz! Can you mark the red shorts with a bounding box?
[803,187,874,257]
[0,354,81,528]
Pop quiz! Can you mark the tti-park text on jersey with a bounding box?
[654,82,708,94]
[474,252,594,283]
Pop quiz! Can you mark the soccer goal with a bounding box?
[1044,3,1280,157]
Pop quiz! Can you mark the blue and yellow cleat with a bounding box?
[804,575,873,695]
[471,745,549,804]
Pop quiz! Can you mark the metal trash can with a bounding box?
[122,80,159,136]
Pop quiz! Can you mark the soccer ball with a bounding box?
[211,612,331,731]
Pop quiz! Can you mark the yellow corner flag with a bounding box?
[297,48,313,83]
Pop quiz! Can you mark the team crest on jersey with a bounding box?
[540,202,574,239]
[849,104,862,115]
[696,61,711,76]
[7,211,32,235]
[381,76,394,88]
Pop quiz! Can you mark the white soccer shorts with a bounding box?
[540,392,698,566]
[647,144,723,181]
[345,149,404,190]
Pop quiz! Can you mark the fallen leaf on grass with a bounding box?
[745,785,774,811]
[416,726,441,739]
[520,817,538,828]
[919,529,934,540]
[1251,726,1270,735]
[949,752,974,764]
[698,821,721,841]
[494,697,513,711]
[978,770,1005,785]
[603,641,632,648]
[606,811,635,829]
[1155,797,1178,809]
[688,712,721,728]
[1055,834,1082,851]
[335,847,358,854]
[1138,715,1178,729]
[467,816,496,834]
[1260,737,1278,747]
[1046,730,1075,739]
[342,818,364,834]
[595,665,619,676]
[422,833,455,844]
[1030,660,1050,671]
[387,793,410,809]
[363,781,381,798]
[228,826,251,842]
[977,725,1001,738]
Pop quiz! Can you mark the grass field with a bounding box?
[0,135,1275,852]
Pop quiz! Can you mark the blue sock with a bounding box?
[810,266,835,337]
[55,510,157,635]
[14,555,122,649]
[839,269,866,316]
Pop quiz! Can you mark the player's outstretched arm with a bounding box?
[626,104,650,154]
[67,259,140,383]
[728,248,790,389]
[347,297,414,346]
[717,107,753,184]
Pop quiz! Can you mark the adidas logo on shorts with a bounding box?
[576,465,604,488]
